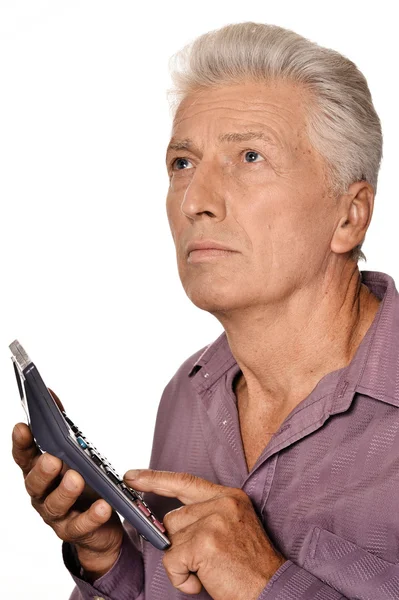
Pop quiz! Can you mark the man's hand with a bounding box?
[12,390,125,582]
[124,469,286,600]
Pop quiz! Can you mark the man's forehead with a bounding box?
[173,80,307,120]
[168,82,309,153]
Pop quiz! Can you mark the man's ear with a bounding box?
[330,180,375,255]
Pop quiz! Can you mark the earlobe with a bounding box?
[330,182,374,255]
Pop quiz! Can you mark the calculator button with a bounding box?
[150,515,166,533]
[136,500,151,517]
[104,469,120,485]
[63,414,80,434]
[90,453,102,466]
[120,484,141,499]
[122,488,136,502]
[76,437,88,449]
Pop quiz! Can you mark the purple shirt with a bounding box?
[63,270,399,599]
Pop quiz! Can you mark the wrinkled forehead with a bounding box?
[171,80,312,147]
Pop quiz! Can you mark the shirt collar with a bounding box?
[188,270,399,407]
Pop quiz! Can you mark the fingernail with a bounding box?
[64,473,78,490]
[96,502,107,515]
[125,469,141,481]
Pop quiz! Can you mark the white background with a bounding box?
[0,1,398,598]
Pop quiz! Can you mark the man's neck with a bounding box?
[217,265,381,414]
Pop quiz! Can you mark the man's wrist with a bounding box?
[76,546,121,583]
[261,555,287,589]
[80,566,111,584]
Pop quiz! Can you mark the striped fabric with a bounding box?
[63,270,399,600]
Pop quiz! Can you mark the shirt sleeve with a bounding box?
[257,561,347,599]
[62,524,144,600]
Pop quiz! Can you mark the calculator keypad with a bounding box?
[61,411,167,535]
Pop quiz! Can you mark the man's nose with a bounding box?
[180,161,227,222]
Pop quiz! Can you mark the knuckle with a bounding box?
[162,512,172,529]
[51,521,67,541]
[24,477,37,497]
[41,510,55,526]
[220,493,245,514]
[68,513,96,545]
[51,515,79,543]
[233,487,248,501]
[60,521,75,544]
[205,512,227,538]
[180,472,198,490]
[198,528,218,554]
[162,551,171,571]
[163,507,182,529]
[42,499,64,524]
[30,497,42,514]
[24,469,51,498]
[67,523,90,545]
[209,511,225,527]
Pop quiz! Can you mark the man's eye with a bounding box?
[243,150,264,163]
[172,157,193,170]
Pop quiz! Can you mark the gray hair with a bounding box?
[167,22,383,263]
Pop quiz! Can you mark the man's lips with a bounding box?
[186,241,238,264]
[186,240,237,256]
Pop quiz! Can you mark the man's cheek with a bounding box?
[166,203,183,242]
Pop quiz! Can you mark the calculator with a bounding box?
[10,340,170,551]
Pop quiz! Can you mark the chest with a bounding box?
[239,419,276,471]
[235,386,288,472]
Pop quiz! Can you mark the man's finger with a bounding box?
[24,453,63,499]
[123,470,226,505]
[41,470,85,523]
[163,544,203,595]
[12,423,41,477]
[166,569,202,596]
[163,499,217,535]
[63,500,113,544]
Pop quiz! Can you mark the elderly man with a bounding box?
[12,21,399,600]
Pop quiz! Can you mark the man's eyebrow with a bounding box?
[166,139,196,153]
[218,130,279,146]
[166,130,279,161]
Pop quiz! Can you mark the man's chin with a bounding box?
[186,292,242,315]
[182,274,250,314]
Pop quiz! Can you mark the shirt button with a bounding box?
[204,372,210,378]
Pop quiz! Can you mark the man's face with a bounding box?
[166,80,340,314]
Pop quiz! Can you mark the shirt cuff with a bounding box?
[62,529,144,600]
[257,560,345,599]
